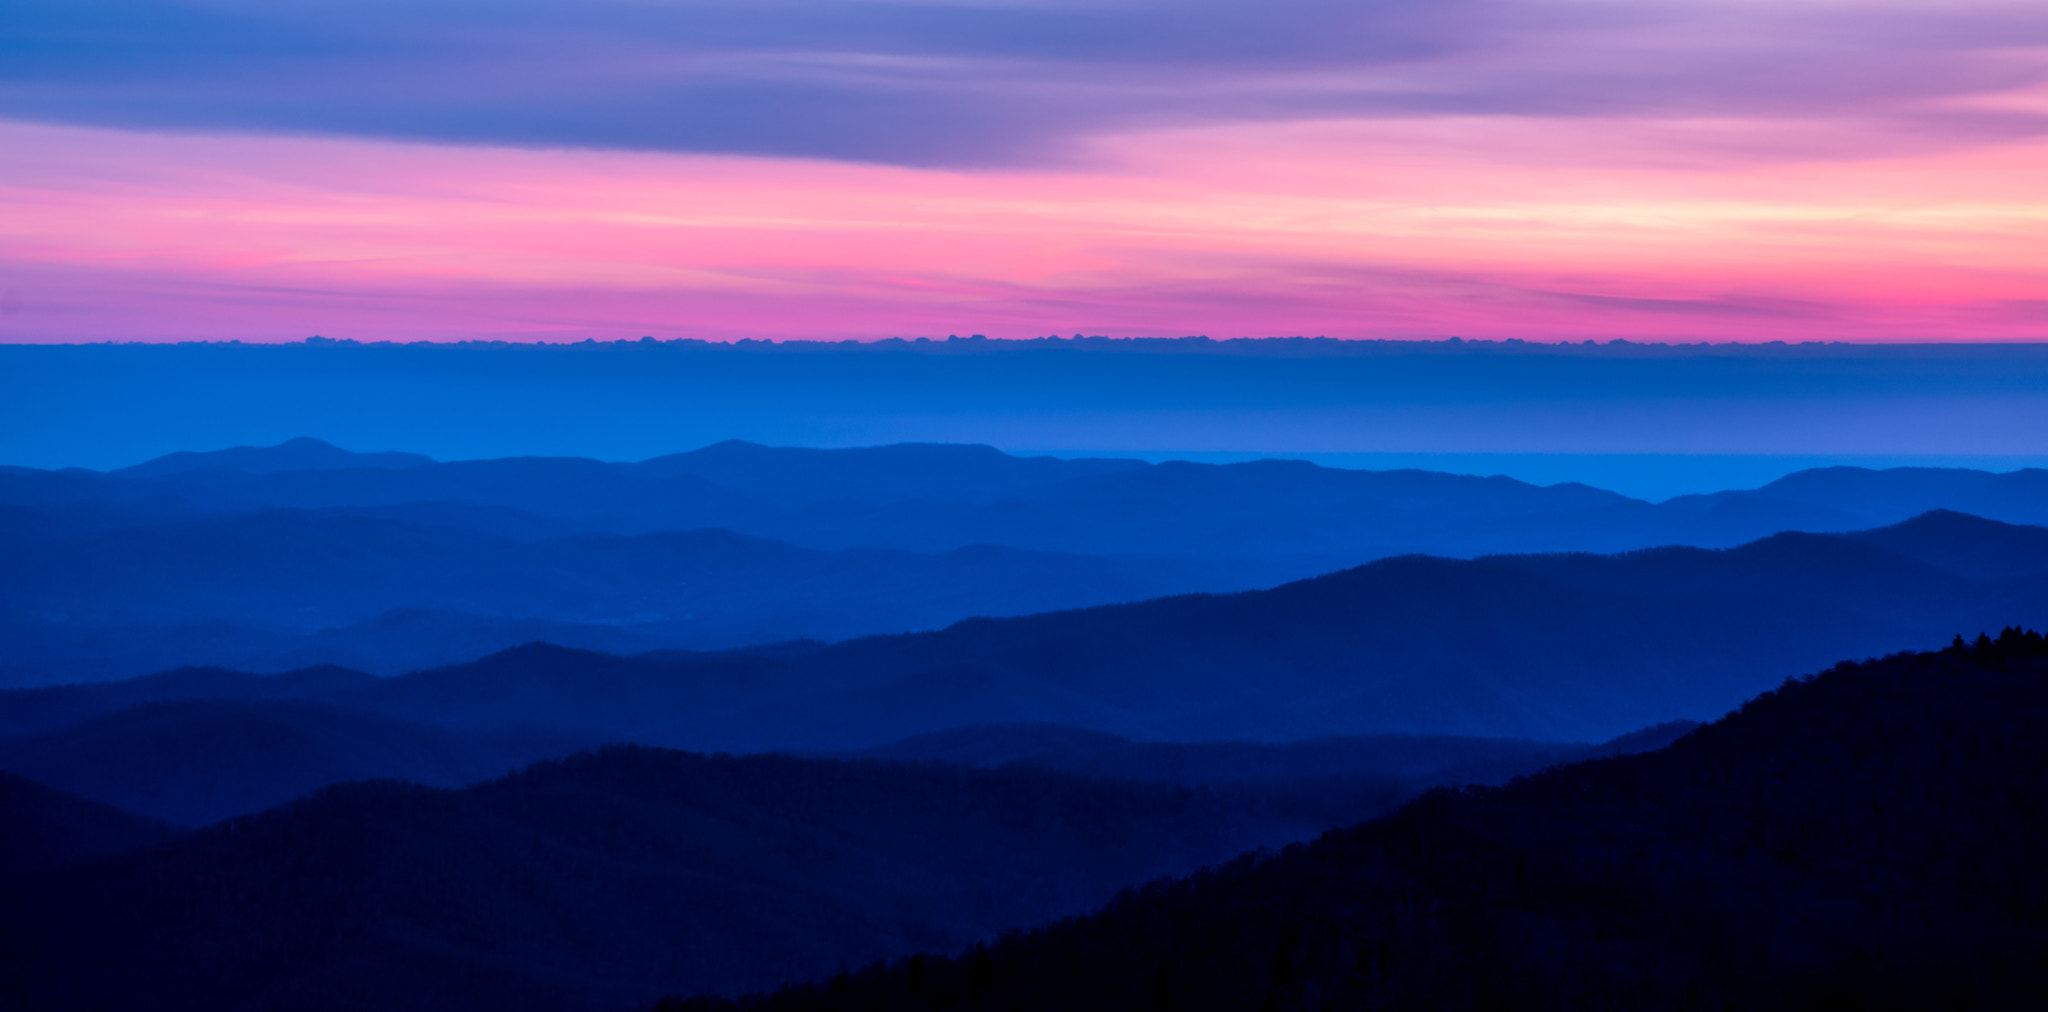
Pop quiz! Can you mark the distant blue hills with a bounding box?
[4,436,2045,828]
[4,507,2043,751]
[4,438,2047,686]
[3,437,2045,1010]
[107,435,437,479]
[3,637,2038,1010]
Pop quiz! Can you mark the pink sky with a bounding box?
[3,2,2045,343]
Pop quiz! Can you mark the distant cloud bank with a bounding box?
[6,338,2048,469]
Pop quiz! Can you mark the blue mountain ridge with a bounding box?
[6,509,2042,750]
[6,440,2048,688]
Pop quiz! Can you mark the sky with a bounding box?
[3,0,2046,344]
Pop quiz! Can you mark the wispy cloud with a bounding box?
[4,1,2045,166]
[4,3,2046,342]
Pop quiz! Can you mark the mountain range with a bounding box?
[0,746,1399,1009]
[657,630,2048,1012]
[6,438,2048,687]
[0,698,590,825]
[0,770,181,874]
[4,436,2045,1010]
[6,509,2044,758]
[6,634,2039,1011]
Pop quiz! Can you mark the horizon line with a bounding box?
[10,335,2048,350]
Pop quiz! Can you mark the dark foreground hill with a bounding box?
[673,629,2048,1012]
[0,698,590,824]
[857,721,1700,788]
[0,771,183,874]
[0,748,1403,1011]
[5,511,2045,746]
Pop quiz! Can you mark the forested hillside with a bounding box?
[662,629,2048,1011]
[0,748,1405,1010]
[0,771,183,873]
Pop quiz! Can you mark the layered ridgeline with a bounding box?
[0,697,592,825]
[5,635,2039,1011]
[657,630,2048,1012]
[0,747,1419,1010]
[0,771,183,874]
[0,508,2036,828]
[16,439,2048,551]
[0,516,1276,685]
[6,509,2044,755]
[5,438,2048,685]
[0,683,1692,826]
[853,721,1699,788]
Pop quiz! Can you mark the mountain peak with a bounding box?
[112,438,434,479]
[1885,507,2013,531]
[1843,507,2048,580]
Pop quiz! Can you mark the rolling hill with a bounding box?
[0,698,588,824]
[667,629,2048,1012]
[0,510,1288,686]
[0,747,1394,1011]
[6,511,2044,747]
[0,771,183,874]
[8,439,2048,688]
[855,721,1699,787]
[11,441,2048,560]
[1670,465,2048,530]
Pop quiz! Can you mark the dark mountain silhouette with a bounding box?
[0,509,1288,686]
[7,513,2042,746]
[112,437,435,479]
[0,663,384,738]
[856,721,1699,787]
[0,687,1695,832]
[0,698,589,824]
[1840,507,2048,579]
[0,771,183,874]
[703,526,2042,745]
[0,747,1397,1011]
[664,630,2048,1012]
[222,607,688,675]
[0,607,686,689]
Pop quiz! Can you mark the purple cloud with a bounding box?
[1,1,2044,165]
